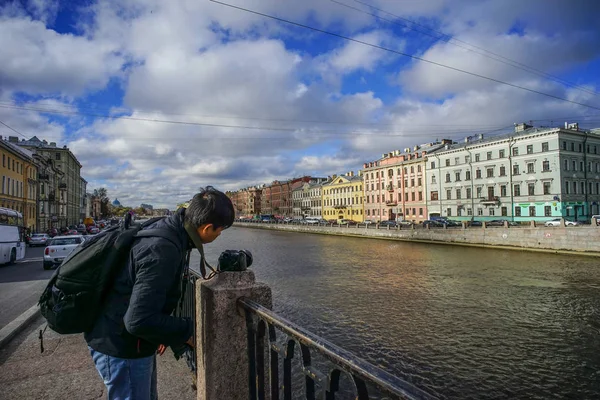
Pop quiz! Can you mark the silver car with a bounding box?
[29,233,50,247]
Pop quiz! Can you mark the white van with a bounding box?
[304,217,320,224]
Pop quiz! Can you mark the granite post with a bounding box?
[196,271,272,400]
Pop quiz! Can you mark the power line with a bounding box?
[0,103,515,137]
[208,0,600,111]
[0,101,513,129]
[342,0,600,97]
[0,119,29,139]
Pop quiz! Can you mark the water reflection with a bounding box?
[192,227,600,399]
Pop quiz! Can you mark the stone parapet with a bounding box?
[235,222,600,255]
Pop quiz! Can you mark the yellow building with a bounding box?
[0,139,38,231]
[322,171,364,222]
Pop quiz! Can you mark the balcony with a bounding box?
[333,205,347,209]
[38,174,49,181]
[59,183,67,189]
[385,200,398,206]
[479,196,500,205]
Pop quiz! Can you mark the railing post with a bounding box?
[196,271,272,400]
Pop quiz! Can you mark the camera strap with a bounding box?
[197,244,218,280]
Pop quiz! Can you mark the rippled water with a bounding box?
[191,227,600,399]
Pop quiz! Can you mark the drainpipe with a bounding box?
[583,130,589,221]
[508,136,516,222]
[465,147,475,221]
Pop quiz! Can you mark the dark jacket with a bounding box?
[85,210,193,358]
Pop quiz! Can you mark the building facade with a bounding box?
[80,177,87,222]
[322,172,364,222]
[292,181,327,218]
[0,139,38,231]
[17,136,83,226]
[427,123,600,222]
[362,141,449,223]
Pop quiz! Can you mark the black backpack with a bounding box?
[38,217,180,335]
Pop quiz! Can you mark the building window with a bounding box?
[572,160,576,171]
[417,165,422,172]
[512,147,519,156]
[445,173,451,183]
[542,160,550,172]
[457,208,462,216]
[527,145,533,154]
[500,185,507,197]
[527,163,535,173]
[411,192,416,201]
[465,155,471,163]
[455,172,461,181]
[418,191,423,201]
[445,159,450,167]
[466,188,471,199]
[581,181,585,194]
[456,189,462,199]
[487,151,492,160]
[571,143,575,151]
[419,207,423,215]
[446,190,452,200]
[454,157,459,165]
[515,207,521,217]
[418,178,422,186]
[501,207,507,216]
[562,141,566,150]
[411,179,415,186]
[542,142,549,152]
[431,161,436,169]
[475,154,480,162]
[476,169,482,179]
[565,181,569,194]
[564,159,568,170]
[476,187,482,197]
[499,150,505,158]
[489,208,495,216]
[477,208,483,216]
[544,206,551,216]
[529,206,536,216]
[431,175,436,184]
[447,208,452,217]
[56,153,61,160]
[572,181,577,194]
[486,168,494,178]
[466,170,471,180]
[411,166,414,173]
[500,166,506,176]
[579,143,583,152]
[1,155,4,167]
[467,208,473,216]
[513,165,520,175]
[513,184,521,196]
[528,183,535,196]
[580,161,584,171]
[543,182,551,195]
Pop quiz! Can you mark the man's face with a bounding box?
[197,224,224,244]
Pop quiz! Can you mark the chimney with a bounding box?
[42,140,48,144]
[349,171,354,177]
[8,136,19,143]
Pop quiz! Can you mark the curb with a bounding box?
[0,304,41,349]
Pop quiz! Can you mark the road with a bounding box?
[0,246,52,330]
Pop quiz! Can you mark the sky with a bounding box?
[1,0,600,208]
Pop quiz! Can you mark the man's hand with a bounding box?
[186,337,195,348]
[157,344,167,356]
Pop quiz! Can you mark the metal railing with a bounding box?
[239,298,436,400]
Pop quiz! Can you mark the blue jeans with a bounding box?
[89,346,158,400]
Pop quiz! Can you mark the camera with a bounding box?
[218,249,253,272]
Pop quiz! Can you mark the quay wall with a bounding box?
[234,222,600,256]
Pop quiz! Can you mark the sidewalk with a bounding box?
[0,315,196,400]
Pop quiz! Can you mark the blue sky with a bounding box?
[1,0,599,208]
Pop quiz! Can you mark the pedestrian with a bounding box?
[85,186,234,399]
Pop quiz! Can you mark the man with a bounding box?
[85,186,234,399]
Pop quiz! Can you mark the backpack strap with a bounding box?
[196,244,218,280]
[135,228,183,252]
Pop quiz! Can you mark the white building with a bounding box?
[291,180,327,219]
[426,122,600,222]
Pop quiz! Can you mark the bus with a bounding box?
[0,207,26,264]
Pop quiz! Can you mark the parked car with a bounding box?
[29,233,51,247]
[76,224,87,235]
[43,235,85,270]
[379,220,397,227]
[87,226,100,235]
[47,228,59,237]
[544,218,581,227]
[422,220,444,228]
[338,219,357,225]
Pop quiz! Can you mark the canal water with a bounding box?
[192,226,600,399]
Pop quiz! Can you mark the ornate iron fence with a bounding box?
[239,298,436,400]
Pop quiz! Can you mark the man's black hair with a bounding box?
[184,186,235,230]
